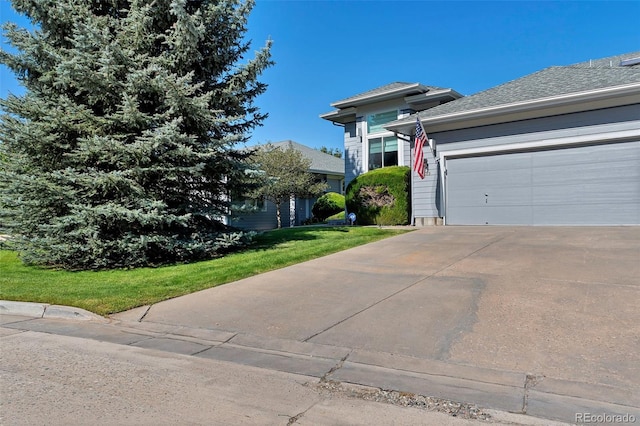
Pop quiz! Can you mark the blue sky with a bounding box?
[2,1,639,153]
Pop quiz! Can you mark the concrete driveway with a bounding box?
[112,226,640,421]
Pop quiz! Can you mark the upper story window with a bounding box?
[366,110,398,170]
[367,110,398,134]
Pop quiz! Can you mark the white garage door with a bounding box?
[445,141,640,225]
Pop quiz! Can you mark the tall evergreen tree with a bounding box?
[0,0,272,269]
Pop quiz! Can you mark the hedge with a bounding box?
[345,166,411,226]
[312,192,345,221]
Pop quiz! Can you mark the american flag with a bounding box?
[413,117,427,179]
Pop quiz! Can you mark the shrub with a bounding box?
[312,192,345,221]
[326,211,346,221]
[345,166,411,225]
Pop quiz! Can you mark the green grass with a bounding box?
[0,226,409,316]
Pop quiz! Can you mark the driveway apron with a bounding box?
[112,226,640,408]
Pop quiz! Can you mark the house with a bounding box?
[324,52,640,226]
[230,140,345,230]
[320,82,463,188]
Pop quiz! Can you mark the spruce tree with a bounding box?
[0,0,272,269]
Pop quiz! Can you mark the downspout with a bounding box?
[438,152,447,226]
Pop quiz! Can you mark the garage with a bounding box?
[381,52,640,226]
[444,141,640,225]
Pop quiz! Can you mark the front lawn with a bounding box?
[0,226,409,316]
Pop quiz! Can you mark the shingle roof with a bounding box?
[415,51,640,120]
[569,52,640,68]
[269,140,344,175]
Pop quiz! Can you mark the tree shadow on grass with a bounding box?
[250,226,350,250]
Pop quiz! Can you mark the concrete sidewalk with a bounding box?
[3,226,639,424]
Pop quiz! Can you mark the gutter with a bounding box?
[404,88,464,105]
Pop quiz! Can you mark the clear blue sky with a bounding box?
[2,1,639,153]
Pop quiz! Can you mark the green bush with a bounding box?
[326,211,346,221]
[312,192,345,221]
[345,166,411,225]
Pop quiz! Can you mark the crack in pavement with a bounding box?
[320,352,350,382]
[285,401,319,426]
[302,235,511,343]
[137,305,152,322]
[522,373,544,414]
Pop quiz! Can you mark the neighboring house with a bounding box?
[320,82,463,188]
[324,52,640,226]
[231,140,345,231]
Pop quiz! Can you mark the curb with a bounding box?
[0,300,108,323]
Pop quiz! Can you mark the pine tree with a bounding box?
[249,143,327,229]
[0,0,272,269]
[319,145,342,159]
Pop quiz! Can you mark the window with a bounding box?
[368,136,398,169]
[234,198,267,212]
[367,110,397,134]
[366,110,400,170]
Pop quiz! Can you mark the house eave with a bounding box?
[331,83,426,108]
[310,168,345,175]
[320,107,357,124]
[385,82,640,134]
[403,88,464,107]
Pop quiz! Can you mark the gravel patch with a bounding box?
[309,379,493,421]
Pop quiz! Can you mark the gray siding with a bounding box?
[411,147,440,218]
[232,201,291,231]
[325,176,343,194]
[344,121,363,188]
[402,138,411,167]
[432,105,639,151]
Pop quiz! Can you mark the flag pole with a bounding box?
[417,116,434,158]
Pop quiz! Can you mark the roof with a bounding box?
[268,140,345,175]
[321,82,462,124]
[385,51,640,134]
[331,82,440,108]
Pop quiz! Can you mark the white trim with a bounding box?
[331,83,424,108]
[437,128,640,160]
[289,195,296,228]
[436,128,640,225]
